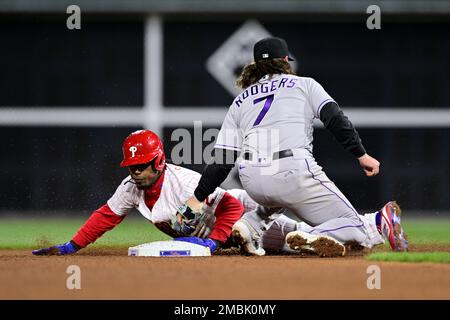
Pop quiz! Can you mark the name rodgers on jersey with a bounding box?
[234,76,298,107]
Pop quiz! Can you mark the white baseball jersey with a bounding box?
[106,164,226,223]
[215,74,335,155]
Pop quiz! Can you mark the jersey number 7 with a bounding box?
[252,94,274,127]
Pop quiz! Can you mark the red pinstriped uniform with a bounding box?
[72,164,244,247]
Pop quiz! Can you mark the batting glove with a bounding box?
[175,236,218,253]
[32,241,79,256]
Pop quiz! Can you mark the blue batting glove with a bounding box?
[32,241,79,256]
[175,236,217,253]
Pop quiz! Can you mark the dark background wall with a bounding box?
[0,13,449,214]
[0,18,143,106]
[164,19,450,108]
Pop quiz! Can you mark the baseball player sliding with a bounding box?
[28,130,315,256]
[185,37,408,256]
[32,130,245,255]
[31,130,401,257]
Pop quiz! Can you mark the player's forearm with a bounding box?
[319,102,366,158]
[71,204,125,248]
[194,163,234,202]
[194,149,238,202]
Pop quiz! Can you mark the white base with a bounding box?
[128,240,211,257]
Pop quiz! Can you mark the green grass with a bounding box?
[0,217,170,249]
[401,219,450,244]
[366,252,450,264]
[364,218,450,264]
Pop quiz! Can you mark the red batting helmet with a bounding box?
[120,130,166,171]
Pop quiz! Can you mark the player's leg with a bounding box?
[280,158,407,251]
[355,212,385,248]
[364,201,408,251]
[232,205,284,256]
[283,158,371,252]
[235,158,350,256]
[227,188,284,241]
[290,210,401,251]
[231,168,285,256]
[234,158,369,255]
[260,212,385,254]
[261,213,367,254]
[230,178,393,254]
[261,213,299,253]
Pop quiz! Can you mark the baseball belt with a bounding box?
[243,149,294,161]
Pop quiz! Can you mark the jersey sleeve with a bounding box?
[307,78,336,118]
[106,176,140,216]
[215,106,242,152]
[71,204,126,248]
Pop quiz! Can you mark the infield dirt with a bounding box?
[1,247,450,300]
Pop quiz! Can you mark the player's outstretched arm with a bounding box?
[31,204,126,256]
[32,240,81,256]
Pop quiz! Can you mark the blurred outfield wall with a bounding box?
[0,0,449,214]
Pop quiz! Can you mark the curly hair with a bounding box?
[235,58,296,90]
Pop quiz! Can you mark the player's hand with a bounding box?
[186,196,206,214]
[358,154,380,177]
[173,211,214,238]
[174,236,218,253]
[172,213,197,236]
[191,212,213,239]
[32,241,79,256]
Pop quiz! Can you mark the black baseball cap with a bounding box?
[253,37,294,62]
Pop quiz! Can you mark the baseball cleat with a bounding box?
[378,201,408,252]
[286,231,346,257]
[231,220,266,256]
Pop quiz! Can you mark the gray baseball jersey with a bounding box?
[215,74,334,155]
[215,74,373,247]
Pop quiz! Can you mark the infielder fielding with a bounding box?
[31,130,391,256]
[185,37,408,256]
[28,130,327,256]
